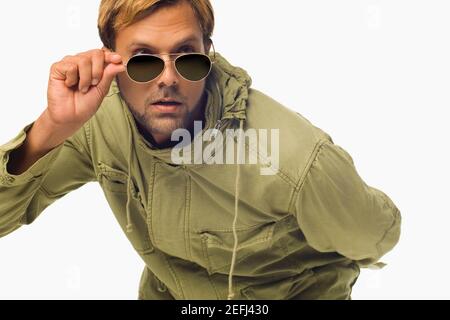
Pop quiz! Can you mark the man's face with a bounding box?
[114,1,211,145]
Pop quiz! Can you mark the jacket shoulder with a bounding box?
[245,88,333,185]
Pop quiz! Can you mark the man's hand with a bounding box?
[46,48,125,128]
[6,48,126,175]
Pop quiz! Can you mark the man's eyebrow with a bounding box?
[128,35,200,52]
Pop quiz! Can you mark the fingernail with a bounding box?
[92,79,99,86]
[82,87,89,93]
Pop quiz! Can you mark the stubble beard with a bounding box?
[129,104,194,138]
[116,82,195,140]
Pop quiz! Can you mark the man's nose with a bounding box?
[157,58,179,87]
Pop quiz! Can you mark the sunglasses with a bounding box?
[125,49,215,84]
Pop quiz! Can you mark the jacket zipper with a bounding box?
[211,119,223,139]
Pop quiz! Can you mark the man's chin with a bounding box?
[146,119,185,136]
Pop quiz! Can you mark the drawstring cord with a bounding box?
[227,118,244,300]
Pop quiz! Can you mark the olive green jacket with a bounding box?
[0,53,401,300]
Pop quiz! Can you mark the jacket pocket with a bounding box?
[240,268,316,300]
[97,161,128,193]
[96,161,154,255]
[199,221,276,276]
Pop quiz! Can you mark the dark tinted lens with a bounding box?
[127,55,164,83]
[175,54,211,81]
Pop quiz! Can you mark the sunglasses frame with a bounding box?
[124,41,216,84]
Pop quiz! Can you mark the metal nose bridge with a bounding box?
[158,52,185,62]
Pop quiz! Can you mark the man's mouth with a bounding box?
[151,99,182,112]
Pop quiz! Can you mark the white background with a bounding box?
[0,0,449,299]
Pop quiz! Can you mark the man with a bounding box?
[0,0,401,299]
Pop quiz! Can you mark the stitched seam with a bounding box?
[88,120,102,182]
[204,222,275,246]
[375,207,401,256]
[147,161,157,244]
[295,139,329,191]
[97,161,128,178]
[185,173,192,260]
[205,273,222,299]
[286,186,297,217]
[85,120,92,153]
[244,135,297,187]
[131,188,154,253]
[38,183,52,199]
[202,231,260,273]
[201,130,296,188]
[208,249,265,274]
[201,234,214,274]
[76,123,91,159]
[287,139,329,214]
[194,220,277,233]
[207,235,271,250]
[162,254,185,299]
[81,120,96,182]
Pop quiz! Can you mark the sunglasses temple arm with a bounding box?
[210,40,217,61]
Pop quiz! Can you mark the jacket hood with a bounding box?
[114,52,252,300]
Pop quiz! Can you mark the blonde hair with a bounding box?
[98,0,215,50]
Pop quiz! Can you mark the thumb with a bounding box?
[96,62,126,96]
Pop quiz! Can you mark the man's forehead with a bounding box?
[127,34,202,51]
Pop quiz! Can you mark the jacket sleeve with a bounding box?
[0,121,96,238]
[292,139,402,268]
